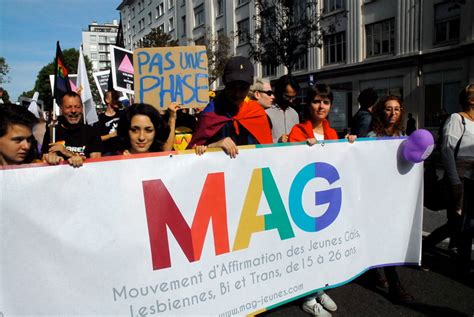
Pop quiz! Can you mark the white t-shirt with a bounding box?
[441,113,474,183]
[313,132,325,141]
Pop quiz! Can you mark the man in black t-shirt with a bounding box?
[97,90,123,156]
[42,92,102,167]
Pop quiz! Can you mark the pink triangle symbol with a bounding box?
[118,55,134,74]
[70,79,77,92]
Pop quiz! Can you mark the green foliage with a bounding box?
[249,0,345,74]
[137,27,179,48]
[0,87,10,103]
[33,48,100,110]
[19,90,36,99]
[0,56,10,84]
[204,30,233,86]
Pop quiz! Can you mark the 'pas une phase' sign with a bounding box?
[134,46,209,109]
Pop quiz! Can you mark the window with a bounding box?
[195,37,205,46]
[132,8,135,18]
[168,0,174,9]
[365,18,395,57]
[237,18,249,45]
[91,52,98,60]
[290,1,306,27]
[261,6,276,34]
[194,4,205,27]
[89,35,97,42]
[293,52,307,72]
[237,0,249,6]
[99,45,107,52]
[138,1,142,12]
[323,0,344,13]
[99,54,107,61]
[148,12,152,24]
[262,64,277,77]
[157,3,164,17]
[158,24,165,32]
[217,0,224,16]
[90,44,97,51]
[109,36,116,43]
[425,82,461,127]
[324,32,346,65]
[434,2,460,44]
[169,17,174,31]
[99,36,107,43]
[181,15,186,36]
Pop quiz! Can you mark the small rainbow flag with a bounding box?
[53,41,72,101]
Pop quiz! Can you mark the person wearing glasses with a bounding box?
[266,75,300,143]
[250,78,275,109]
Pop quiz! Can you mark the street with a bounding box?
[263,207,474,317]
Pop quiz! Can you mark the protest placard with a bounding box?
[134,46,209,109]
[93,70,111,104]
[110,45,134,95]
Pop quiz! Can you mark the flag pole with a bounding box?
[49,99,59,143]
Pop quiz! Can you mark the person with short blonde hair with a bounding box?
[249,78,275,109]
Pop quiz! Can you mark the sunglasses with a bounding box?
[312,99,331,105]
[283,94,297,101]
[257,90,274,96]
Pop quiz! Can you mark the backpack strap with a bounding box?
[453,113,466,159]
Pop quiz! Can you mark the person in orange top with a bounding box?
[288,84,356,145]
[288,84,355,316]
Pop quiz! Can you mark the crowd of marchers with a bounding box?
[1,57,473,317]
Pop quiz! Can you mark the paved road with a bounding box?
[263,207,474,317]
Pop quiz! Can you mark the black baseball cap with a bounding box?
[222,56,254,85]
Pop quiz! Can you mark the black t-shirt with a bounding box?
[41,117,103,158]
[97,111,123,155]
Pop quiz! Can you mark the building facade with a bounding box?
[117,0,474,131]
[82,21,120,71]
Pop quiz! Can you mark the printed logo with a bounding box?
[143,162,342,270]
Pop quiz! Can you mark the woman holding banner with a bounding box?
[287,84,341,317]
[117,103,179,154]
[367,95,414,304]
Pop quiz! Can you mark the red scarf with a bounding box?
[288,119,338,142]
[188,99,272,147]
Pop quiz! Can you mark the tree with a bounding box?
[0,87,10,103]
[20,90,35,99]
[202,30,232,86]
[33,48,99,110]
[137,27,179,48]
[248,0,345,74]
[0,57,10,84]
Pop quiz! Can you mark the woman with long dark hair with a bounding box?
[367,95,405,137]
[117,103,177,154]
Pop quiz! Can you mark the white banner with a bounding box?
[0,139,423,316]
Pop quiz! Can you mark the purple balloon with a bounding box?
[403,129,435,163]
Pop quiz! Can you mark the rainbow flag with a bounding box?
[53,41,71,101]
